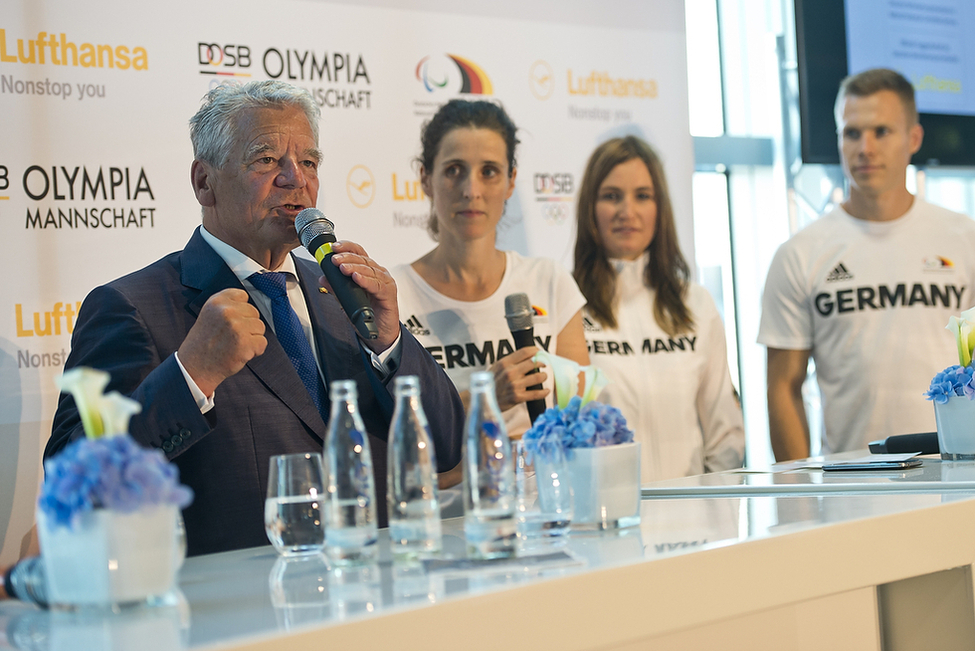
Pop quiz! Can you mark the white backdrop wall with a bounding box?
[0,0,694,564]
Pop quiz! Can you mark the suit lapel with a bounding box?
[180,229,327,442]
[296,255,396,427]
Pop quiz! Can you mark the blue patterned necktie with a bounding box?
[248,271,327,418]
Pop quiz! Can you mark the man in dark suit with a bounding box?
[46,81,464,557]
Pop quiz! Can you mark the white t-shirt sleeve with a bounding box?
[758,241,814,350]
[693,289,745,471]
[551,262,587,335]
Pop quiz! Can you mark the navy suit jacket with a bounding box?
[47,228,464,556]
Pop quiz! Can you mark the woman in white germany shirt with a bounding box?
[391,99,589,486]
[573,136,743,482]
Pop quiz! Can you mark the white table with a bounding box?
[641,455,975,499]
[3,490,975,651]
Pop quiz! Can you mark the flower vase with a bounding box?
[564,442,641,530]
[37,504,180,608]
[934,395,975,460]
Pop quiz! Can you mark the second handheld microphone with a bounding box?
[504,293,547,425]
[295,208,379,340]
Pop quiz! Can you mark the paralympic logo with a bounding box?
[415,54,492,95]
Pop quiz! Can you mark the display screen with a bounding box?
[846,1,975,117]
[795,0,975,165]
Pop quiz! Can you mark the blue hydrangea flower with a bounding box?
[522,397,634,462]
[925,364,975,404]
[39,435,194,529]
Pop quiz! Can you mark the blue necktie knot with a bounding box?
[249,270,288,299]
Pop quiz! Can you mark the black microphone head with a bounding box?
[504,293,533,331]
[295,208,334,249]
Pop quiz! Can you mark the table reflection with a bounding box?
[4,590,189,651]
[267,554,329,631]
[392,562,443,606]
[328,563,381,619]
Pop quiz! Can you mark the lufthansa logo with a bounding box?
[346,165,375,208]
[0,30,148,71]
[529,60,554,100]
[392,173,425,202]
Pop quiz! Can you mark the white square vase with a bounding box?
[37,505,179,608]
[565,442,641,529]
[934,395,975,460]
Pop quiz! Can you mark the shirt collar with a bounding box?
[609,250,650,276]
[199,225,299,282]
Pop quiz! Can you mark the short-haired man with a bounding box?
[759,68,975,460]
[47,81,464,555]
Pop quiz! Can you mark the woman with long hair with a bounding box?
[391,99,590,485]
[574,136,743,481]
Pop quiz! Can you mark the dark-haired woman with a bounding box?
[391,100,589,480]
[575,136,743,482]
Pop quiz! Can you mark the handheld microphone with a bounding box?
[504,293,546,425]
[868,432,939,455]
[295,208,379,340]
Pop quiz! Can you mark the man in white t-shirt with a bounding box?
[759,68,975,460]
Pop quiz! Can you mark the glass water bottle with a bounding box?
[463,371,516,558]
[387,375,442,558]
[323,380,378,564]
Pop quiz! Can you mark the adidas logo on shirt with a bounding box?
[405,315,430,336]
[825,262,853,282]
[583,315,602,333]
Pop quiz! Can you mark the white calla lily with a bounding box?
[961,307,975,363]
[532,350,580,409]
[99,391,142,437]
[581,365,609,406]
[56,367,110,439]
[947,308,975,367]
[531,351,611,409]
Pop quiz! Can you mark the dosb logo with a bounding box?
[534,173,573,196]
[198,43,252,77]
[0,164,8,211]
[534,173,574,226]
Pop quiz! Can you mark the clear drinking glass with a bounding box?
[264,453,327,555]
[268,553,329,630]
[515,440,573,544]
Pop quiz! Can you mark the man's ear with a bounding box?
[909,122,924,156]
[191,160,216,207]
